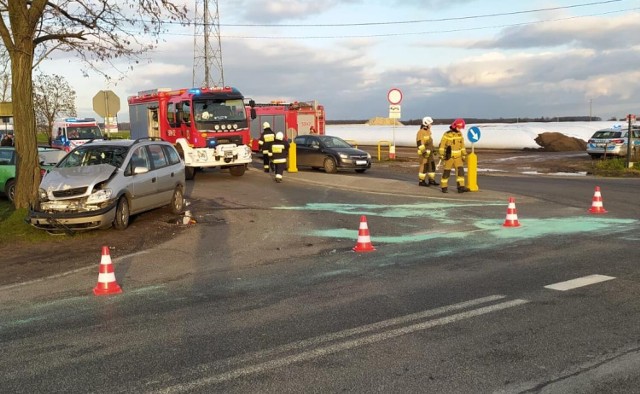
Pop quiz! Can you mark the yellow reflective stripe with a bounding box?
[264,135,275,142]
[272,158,286,163]
[272,144,284,153]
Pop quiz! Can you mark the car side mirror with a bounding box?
[134,166,149,175]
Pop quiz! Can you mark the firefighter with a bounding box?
[416,116,438,187]
[271,131,289,183]
[258,122,275,172]
[438,118,470,193]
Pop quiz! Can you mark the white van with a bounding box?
[51,118,104,152]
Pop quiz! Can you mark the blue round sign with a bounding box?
[467,126,481,143]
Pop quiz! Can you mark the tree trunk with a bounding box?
[11,46,40,209]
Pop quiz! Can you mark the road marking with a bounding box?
[160,297,528,392]
[544,274,615,291]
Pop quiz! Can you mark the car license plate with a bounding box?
[356,160,367,165]
[596,143,606,147]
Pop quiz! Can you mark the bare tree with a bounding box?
[33,73,77,145]
[0,45,9,102]
[0,1,188,209]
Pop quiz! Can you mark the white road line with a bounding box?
[161,298,528,392]
[544,274,615,291]
[177,294,506,375]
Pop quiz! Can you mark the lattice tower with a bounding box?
[192,0,224,87]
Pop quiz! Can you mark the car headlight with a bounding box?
[86,189,113,204]
[366,152,371,159]
[339,153,350,159]
[38,188,48,201]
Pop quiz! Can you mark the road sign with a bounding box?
[389,104,401,119]
[467,126,481,143]
[92,90,120,118]
[387,88,402,105]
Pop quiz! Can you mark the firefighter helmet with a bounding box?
[422,116,433,127]
[263,121,271,130]
[275,131,284,140]
[451,118,466,130]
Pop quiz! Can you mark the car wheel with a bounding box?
[355,169,367,173]
[5,179,16,203]
[170,186,185,214]
[323,157,338,173]
[185,166,196,180]
[113,196,130,230]
[229,165,246,176]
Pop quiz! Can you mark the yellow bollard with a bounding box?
[287,141,298,173]
[467,152,479,191]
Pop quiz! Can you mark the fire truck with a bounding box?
[51,117,104,152]
[248,100,325,152]
[128,86,255,179]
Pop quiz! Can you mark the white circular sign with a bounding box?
[387,88,402,105]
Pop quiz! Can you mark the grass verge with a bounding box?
[592,158,640,177]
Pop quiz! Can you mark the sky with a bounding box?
[38,0,640,123]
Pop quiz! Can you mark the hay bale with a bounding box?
[365,117,404,126]
[534,132,587,152]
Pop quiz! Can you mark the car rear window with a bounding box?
[592,130,622,139]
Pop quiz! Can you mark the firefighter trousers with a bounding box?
[441,156,465,188]
[418,154,437,181]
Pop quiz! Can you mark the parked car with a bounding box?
[586,125,640,158]
[0,146,62,203]
[29,139,186,231]
[293,135,372,173]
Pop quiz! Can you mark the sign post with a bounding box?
[387,88,402,160]
[92,90,121,134]
[466,126,481,192]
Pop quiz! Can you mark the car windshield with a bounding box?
[592,130,622,139]
[319,136,352,148]
[66,126,104,140]
[193,99,246,122]
[57,145,128,168]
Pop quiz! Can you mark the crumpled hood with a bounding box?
[41,164,117,194]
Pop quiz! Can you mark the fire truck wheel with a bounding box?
[170,186,185,214]
[229,165,246,177]
[113,196,130,230]
[185,166,196,180]
[323,157,338,174]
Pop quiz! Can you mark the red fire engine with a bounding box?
[128,87,255,179]
[247,100,325,151]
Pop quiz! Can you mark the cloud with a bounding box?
[237,0,346,22]
[471,13,640,50]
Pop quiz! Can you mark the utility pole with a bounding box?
[589,99,593,121]
[193,0,224,88]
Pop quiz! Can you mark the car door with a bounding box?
[126,145,158,214]
[294,136,311,167]
[148,143,175,206]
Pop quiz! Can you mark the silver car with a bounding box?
[586,125,640,158]
[29,139,186,231]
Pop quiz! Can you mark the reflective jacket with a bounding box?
[438,129,467,159]
[259,128,276,155]
[271,138,289,164]
[416,126,434,156]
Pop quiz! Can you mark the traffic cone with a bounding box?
[588,186,607,214]
[502,197,521,227]
[353,215,376,252]
[93,246,123,296]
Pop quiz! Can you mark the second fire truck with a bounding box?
[128,86,255,179]
[248,100,325,152]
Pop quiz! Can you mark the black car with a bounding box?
[293,135,372,173]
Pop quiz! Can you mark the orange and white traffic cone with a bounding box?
[502,197,521,227]
[588,186,607,214]
[353,215,376,252]
[93,246,123,296]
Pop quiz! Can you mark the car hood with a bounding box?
[330,147,369,156]
[41,164,117,191]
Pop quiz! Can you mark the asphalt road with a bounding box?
[1,159,639,393]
